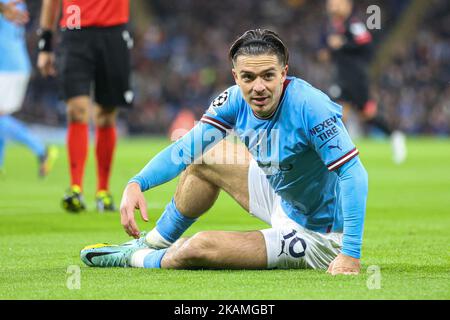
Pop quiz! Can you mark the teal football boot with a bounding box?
[80,233,149,267]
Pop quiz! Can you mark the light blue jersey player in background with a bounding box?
[81,29,368,275]
[0,0,57,176]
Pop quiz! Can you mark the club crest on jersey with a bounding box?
[207,90,229,116]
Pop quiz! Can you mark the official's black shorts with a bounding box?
[331,74,369,111]
[57,24,133,108]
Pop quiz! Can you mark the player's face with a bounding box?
[232,54,288,118]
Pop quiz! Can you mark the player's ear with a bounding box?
[231,68,239,84]
[281,65,288,82]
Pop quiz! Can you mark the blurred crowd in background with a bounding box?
[373,0,450,135]
[18,0,450,135]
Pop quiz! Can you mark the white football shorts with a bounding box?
[248,159,342,270]
[0,72,30,114]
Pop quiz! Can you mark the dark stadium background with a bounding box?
[21,0,450,136]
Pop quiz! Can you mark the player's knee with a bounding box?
[186,162,223,185]
[95,107,117,127]
[185,163,209,179]
[67,102,89,123]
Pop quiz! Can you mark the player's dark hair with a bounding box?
[229,29,289,66]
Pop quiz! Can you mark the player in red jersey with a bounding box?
[37,0,133,212]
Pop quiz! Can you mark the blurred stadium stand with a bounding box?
[16,0,450,136]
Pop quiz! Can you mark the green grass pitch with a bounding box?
[0,137,449,300]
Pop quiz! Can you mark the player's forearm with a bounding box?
[40,0,61,30]
[129,122,227,192]
[129,143,187,191]
[336,156,368,259]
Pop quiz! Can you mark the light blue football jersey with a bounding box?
[0,0,31,73]
[200,76,360,233]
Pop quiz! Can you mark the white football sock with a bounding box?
[145,228,173,249]
[130,248,155,268]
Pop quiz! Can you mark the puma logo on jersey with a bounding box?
[328,140,342,151]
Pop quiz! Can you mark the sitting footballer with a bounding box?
[80,29,368,275]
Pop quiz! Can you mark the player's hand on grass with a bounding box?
[1,0,29,25]
[327,253,361,275]
[37,52,57,77]
[120,182,149,238]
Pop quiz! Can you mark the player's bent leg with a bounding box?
[145,140,251,248]
[176,139,251,216]
[159,225,341,270]
[172,165,221,218]
[80,226,341,270]
[161,231,267,269]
